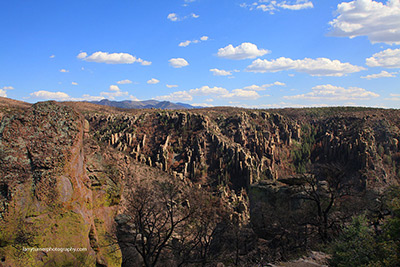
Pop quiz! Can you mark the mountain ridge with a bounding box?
[89,99,199,110]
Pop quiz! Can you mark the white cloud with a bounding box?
[329,0,400,44]
[156,85,266,102]
[147,78,160,84]
[242,1,313,14]
[217,42,270,60]
[191,103,214,107]
[189,86,229,96]
[361,70,398,79]
[77,51,151,65]
[129,95,140,101]
[100,85,129,100]
[60,69,69,73]
[179,35,209,47]
[167,13,178,21]
[166,84,178,88]
[256,4,277,13]
[117,79,133,84]
[29,88,136,102]
[179,40,192,47]
[221,89,261,100]
[79,95,106,101]
[284,84,380,101]
[0,86,14,97]
[50,55,55,58]
[169,58,189,68]
[280,1,314,10]
[387,93,400,101]
[72,82,78,85]
[155,91,193,102]
[243,81,286,91]
[366,48,400,68]
[109,85,120,91]
[210,68,233,76]
[167,12,199,22]
[30,90,71,100]
[77,52,87,59]
[246,57,365,76]
[0,89,7,97]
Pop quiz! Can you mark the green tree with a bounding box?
[330,215,377,267]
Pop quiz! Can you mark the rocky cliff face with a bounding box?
[0,99,399,266]
[87,107,400,192]
[0,101,123,266]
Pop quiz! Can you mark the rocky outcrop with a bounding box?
[87,108,400,194]
[0,102,121,266]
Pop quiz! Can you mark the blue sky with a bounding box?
[0,0,399,108]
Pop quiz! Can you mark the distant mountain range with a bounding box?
[89,99,199,110]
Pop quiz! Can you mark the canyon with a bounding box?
[0,97,399,266]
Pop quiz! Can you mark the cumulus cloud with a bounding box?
[179,40,192,47]
[166,84,178,88]
[0,86,14,97]
[50,55,55,58]
[29,87,136,101]
[60,69,69,73]
[366,48,400,68]
[109,85,120,91]
[243,82,286,91]
[246,57,365,76]
[156,85,266,102]
[329,0,400,44]
[189,86,229,96]
[77,52,87,59]
[218,42,270,60]
[169,58,189,68]
[167,12,199,22]
[147,78,160,84]
[30,90,71,100]
[100,85,129,100]
[77,51,151,65]
[280,1,314,10]
[284,84,379,101]
[72,82,78,85]
[361,71,398,79]
[167,13,178,21]
[242,0,313,14]
[209,68,234,76]
[117,79,133,84]
[155,91,193,102]
[221,89,261,100]
[179,36,209,47]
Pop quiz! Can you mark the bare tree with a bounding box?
[299,163,354,243]
[172,190,228,266]
[122,178,194,267]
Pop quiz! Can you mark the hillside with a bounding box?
[0,97,399,266]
